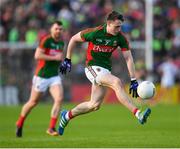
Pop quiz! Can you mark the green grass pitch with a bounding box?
[0,103,180,148]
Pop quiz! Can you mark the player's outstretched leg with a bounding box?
[137,108,151,124]
[58,110,69,135]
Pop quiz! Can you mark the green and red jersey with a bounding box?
[80,24,130,71]
[35,35,64,78]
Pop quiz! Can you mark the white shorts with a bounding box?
[32,75,62,92]
[85,66,111,85]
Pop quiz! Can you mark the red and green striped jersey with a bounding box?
[80,24,130,71]
[35,35,64,78]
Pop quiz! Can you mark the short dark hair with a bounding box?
[52,20,63,26]
[107,11,124,22]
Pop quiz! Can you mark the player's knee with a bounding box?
[29,100,38,107]
[54,97,63,105]
[93,105,100,111]
[88,101,101,111]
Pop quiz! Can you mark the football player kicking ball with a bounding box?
[59,11,151,135]
[16,21,64,137]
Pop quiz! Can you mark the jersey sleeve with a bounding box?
[80,26,103,42]
[39,36,49,50]
[118,32,130,51]
[80,28,95,41]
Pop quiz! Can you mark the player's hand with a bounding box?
[129,79,139,98]
[59,58,71,74]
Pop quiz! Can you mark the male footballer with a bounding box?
[59,11,151,135]
[16,21,64,137]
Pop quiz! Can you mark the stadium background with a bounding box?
[0,0,179,105]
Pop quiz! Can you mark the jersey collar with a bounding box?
[103,24,107,33]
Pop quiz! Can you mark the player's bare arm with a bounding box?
[59,32,83,74]
[122,50,136,79]
[123,50,139,98]
[34,47,63,61]
[66,32,84,59]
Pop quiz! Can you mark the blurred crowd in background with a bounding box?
[0,0,180,104]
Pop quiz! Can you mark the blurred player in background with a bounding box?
[157,53,178,103]
[16,21,64,137]
[158,54,178,89]
[58,11,151,135]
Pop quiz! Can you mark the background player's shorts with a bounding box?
[32,75,62,92]
[85,66,111,85]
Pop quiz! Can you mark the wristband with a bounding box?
[131,78,136,81]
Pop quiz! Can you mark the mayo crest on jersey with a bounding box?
[35,35,64,78]
[80,24,130,71]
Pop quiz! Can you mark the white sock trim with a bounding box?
[65,112,70,121]
[135,110,140,118]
